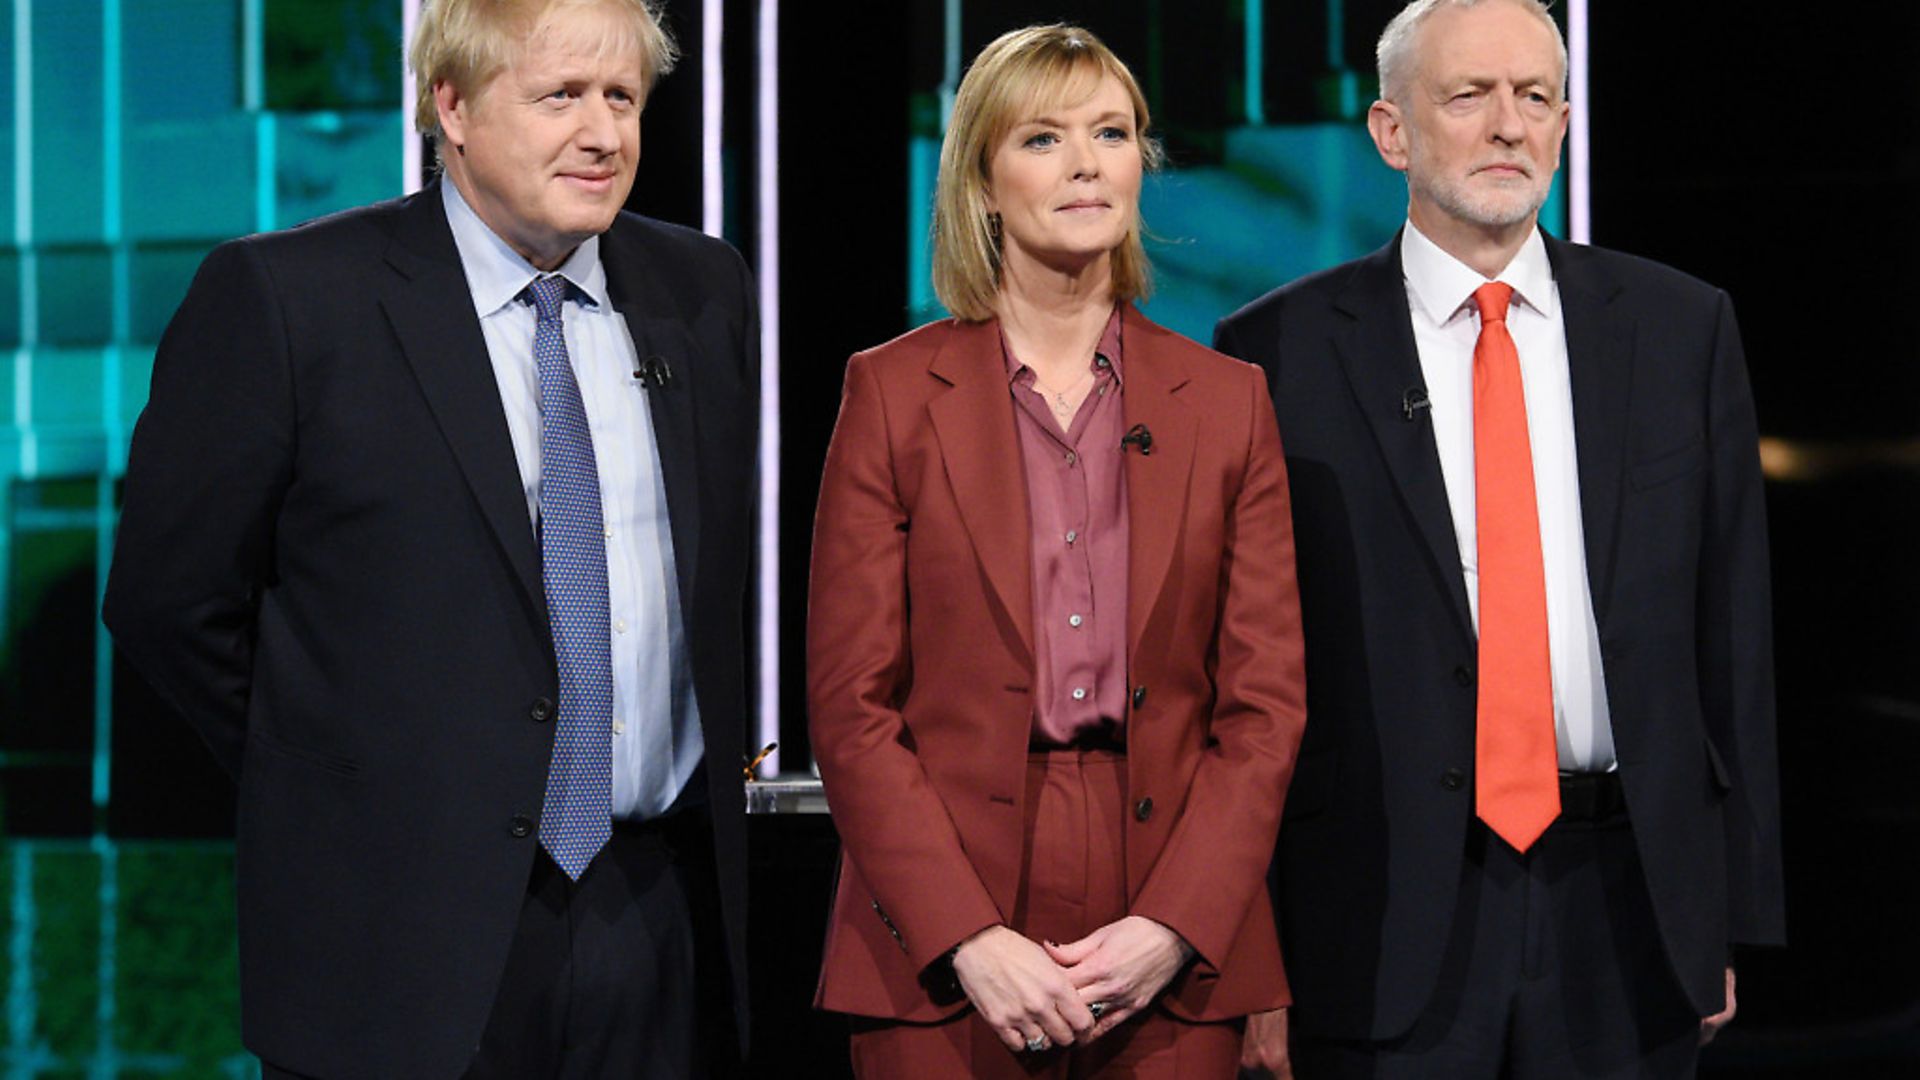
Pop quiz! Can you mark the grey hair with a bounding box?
[1376,0,1568,104]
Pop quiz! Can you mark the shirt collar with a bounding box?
[1400,219,1557,325]
[1000,304,1127,387]
[441,178,610,318]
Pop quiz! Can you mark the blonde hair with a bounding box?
[932,25,1164,323]
[409,0,678,150]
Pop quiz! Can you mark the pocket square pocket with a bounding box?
[1629,437,1707,491]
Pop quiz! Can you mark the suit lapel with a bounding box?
[927,319,1034,666]
[1547,236,1632,628]
[603,224,703,614]
[380,184,545,623]
[1333,236,1475,644]
[1120,307,1199,655]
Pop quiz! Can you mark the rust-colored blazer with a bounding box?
[807,305,1307,1023]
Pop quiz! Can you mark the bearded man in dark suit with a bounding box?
[1220,1,1784,1076]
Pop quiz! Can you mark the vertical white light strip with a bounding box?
[4,4,33,1053]
[94,10,125,1072]
[242,0,262,109]
[10,0,27,249]
[245,0,274,231]
[403,0,422,194]
[754,0,780,776]
[102,0,124,463]
[97,0,124,817]
[1569,0,1590,243]
[2,0,29,647]
[701,0,723,237]
[14,0,36,480]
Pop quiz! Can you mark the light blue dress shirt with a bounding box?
[442,180,703,819]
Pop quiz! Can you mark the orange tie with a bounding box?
[1470,282,1559,853]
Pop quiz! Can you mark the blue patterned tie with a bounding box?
[527,275,613,880]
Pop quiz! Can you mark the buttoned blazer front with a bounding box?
[807,304,1308,1023]
[102,182,757,1079]
[1213,232,1786,1041]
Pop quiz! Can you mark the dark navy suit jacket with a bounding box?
[1215,232,1785,1040]
[104,181,757,1077]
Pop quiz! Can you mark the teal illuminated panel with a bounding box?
[275,110,406,227]
[123,117,259,244]
[1,11,13,252]
[29,1,107,247]
[1,0,401,1071]
[123,0,242,127]
[1137,124,1568,343]
[35,251,111,349]
[0,252,17,349]
[129,245,215,345]
[25,349,107,430]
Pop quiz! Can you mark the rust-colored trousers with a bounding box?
[848,749,1241,1078]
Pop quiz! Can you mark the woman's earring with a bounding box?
[988,213,1002,243]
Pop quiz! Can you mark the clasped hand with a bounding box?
[952,916,1193,1054]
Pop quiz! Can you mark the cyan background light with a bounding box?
[2,0,398,1071]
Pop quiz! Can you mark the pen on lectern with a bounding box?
[742,742,779,780]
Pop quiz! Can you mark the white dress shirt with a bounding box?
[1400,221,1615,772]
[443,180,703,818]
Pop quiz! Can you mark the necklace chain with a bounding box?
[1028,330,1106,420]
[1032,367,1096,418]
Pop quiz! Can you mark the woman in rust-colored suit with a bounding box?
[807,24,1306,1078]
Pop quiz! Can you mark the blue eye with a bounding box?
[1096,126,1130,142]
[1023,131,1058,149]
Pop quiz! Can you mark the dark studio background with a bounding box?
[0,0,1914,1074]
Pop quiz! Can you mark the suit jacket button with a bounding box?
[509,815,535,838]
[1441,768,1465,791]
[530,698,555,723]
[1453,665,1474,687]
[1134,797,1154,822]
[1131,685,1147,708]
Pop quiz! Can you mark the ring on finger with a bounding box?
[1089,1001,1110,1020]
[1025,1034,1051,1053]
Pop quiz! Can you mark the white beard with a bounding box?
[1410,162,1550,230]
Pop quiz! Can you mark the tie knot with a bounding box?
[525,275,569,322]
[1473,281,1514,325]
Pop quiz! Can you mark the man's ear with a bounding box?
[434,79,470,153]
[1367,99,1410,173]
